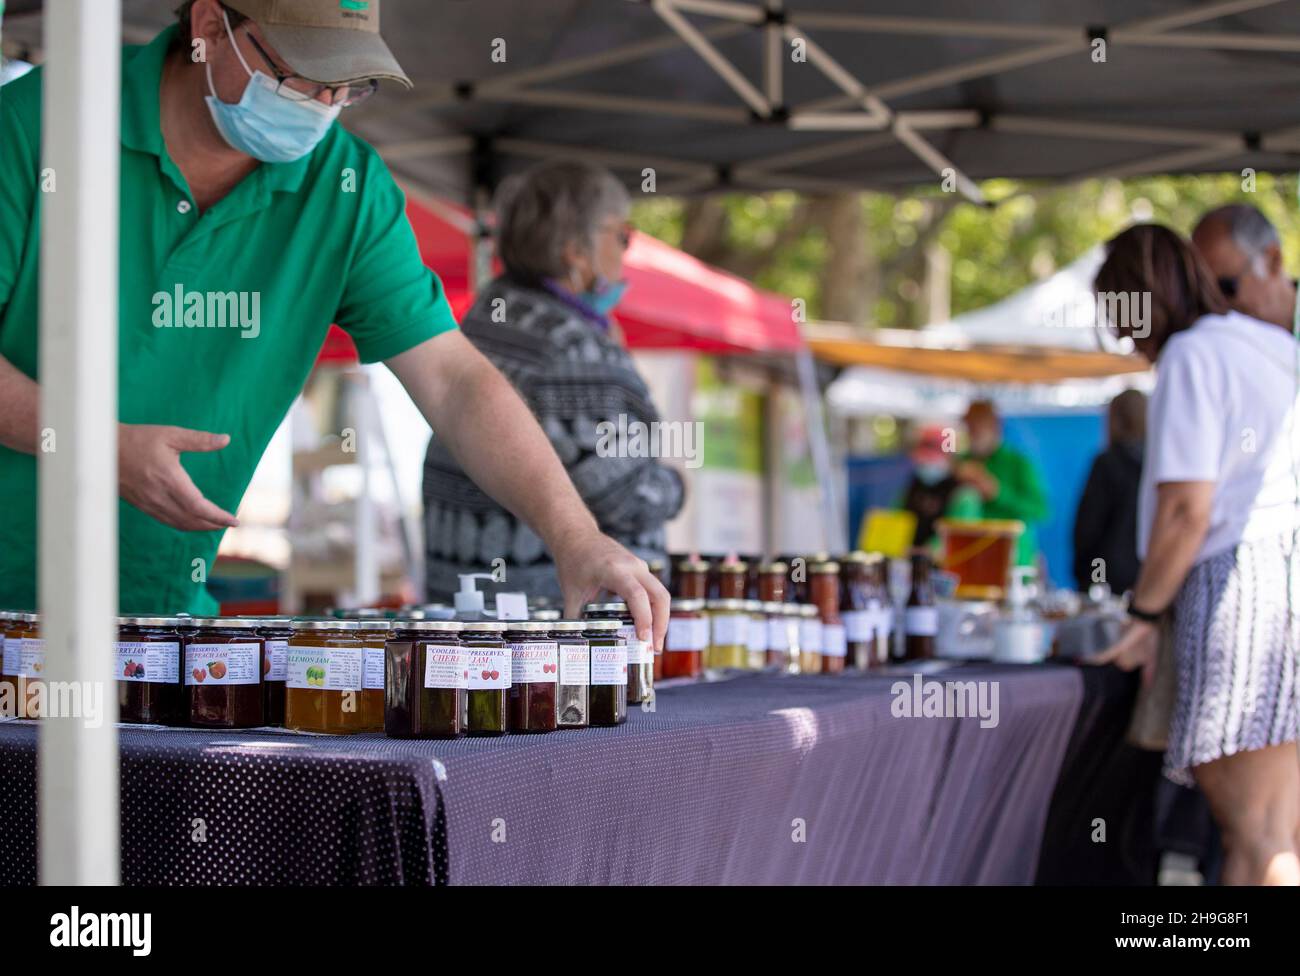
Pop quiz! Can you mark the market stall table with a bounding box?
[0,663,1089,885]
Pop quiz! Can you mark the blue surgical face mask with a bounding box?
[204,11,340,163]
[582,277,628,315]
[915,463,949,486]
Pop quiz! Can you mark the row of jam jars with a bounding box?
[584,601,651,705]
[663,597,706,678]
[810,561,847,673]
[184,616,265,728]
[1,611,41,718]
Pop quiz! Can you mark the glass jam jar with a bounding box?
[763,601,791,671]
[798,604,823,675]
[117,615,183,725]
[552,621,590,730]
[464,621,510,736]
[0,611,21,718]
[757,561,789,604]
[506,621,558,734]
[585,619,627,726]
[811,561,846,673]
[358,620,390,733]
[672,558,710,600]
[663,598,706,679]
[284,618,366,733]
[744,600,768,669]
[584,601,651,705]
[385,619,466,739]
[717,560,749,600]
[252,616,291,726]
[185,617,265,728]
[4,613,41,718]
[706,599,748,669]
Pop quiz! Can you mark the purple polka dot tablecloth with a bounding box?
[0,663,1085,885]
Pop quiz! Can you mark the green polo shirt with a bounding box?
[946,443,1049,566]
[0,27,457,614]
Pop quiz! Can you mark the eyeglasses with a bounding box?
[244,29,378,108]
[601,222,633,251]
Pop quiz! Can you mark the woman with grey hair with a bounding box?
[422,160,684,604]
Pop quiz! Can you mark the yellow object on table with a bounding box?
[857,508,917,559]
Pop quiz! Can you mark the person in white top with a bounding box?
[1091,223,1300,886]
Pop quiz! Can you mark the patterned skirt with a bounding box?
[1166,532,1300,785]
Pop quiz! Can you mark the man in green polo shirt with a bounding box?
[0,0,668,646]
[948,400,1049,567]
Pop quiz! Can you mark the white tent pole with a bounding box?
[353,371,380,606]
[37,0,120,886]
[794,348,843,553]
[653,0,772,117]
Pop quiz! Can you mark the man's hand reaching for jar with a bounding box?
[118,423,240,532]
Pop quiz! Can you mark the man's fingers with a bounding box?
[168,427,231,454]
[170,473,239,529]
[618,571,655,647]
[1084,644,1122,667]
[636,565,670,651]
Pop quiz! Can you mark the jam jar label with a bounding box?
[877,606,894,641]
[766,618,792,651]
[904,606,939,637]
[590,642,628,686]
[616,625,649,664]
[2,638,20,676]
[710,613,749,647]
[799,619,822,652]
[264,639,288,682]
[117,641,180,683]
[362,646,385,690]
[467,646,511,690]
[666,617,709,652]
[510,641,558,684]
[423,644,469,690]
[286,646,363,691]
[747,619,768,655]
[558,641,590,686]
[843,609,874,642]
[823,623,848,658]
[186,643,260,685]
[18,638,45,678]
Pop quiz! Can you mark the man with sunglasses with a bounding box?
[0,0,669,648]
[1192,203,1297,332]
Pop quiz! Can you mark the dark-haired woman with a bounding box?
[1091,223,1300,885]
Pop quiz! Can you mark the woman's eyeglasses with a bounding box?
[245,30,378,108]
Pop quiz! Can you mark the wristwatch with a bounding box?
[1127,603,1163,624]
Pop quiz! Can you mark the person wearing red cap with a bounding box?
[0,0,669,648]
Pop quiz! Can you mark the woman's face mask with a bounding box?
[204,11,340,163]
[915,463,950,486]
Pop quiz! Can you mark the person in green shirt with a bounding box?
[0,0,668,646]
[948,400,1049,567]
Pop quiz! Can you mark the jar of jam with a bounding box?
[717,559,749,600]
[781,604,803,674]
[672,557,710,600]
[744,599,768,669]
[117,615,183,725]
[584,601,651,704]
[251,616,291,726]
[464,621,510,736]
[358,620,390,732]
[763,601,791,671]
[283,618,365,733]
[185,617,265,728]
[0,611,21,718]
[757,561,789,604]
[706,599,748,669]
[663,598,706,678]
[552,621,590,729]
[585,619,627,726]
[385,619,466,739]
[506,621,558,733]
[811,561,846,673]
[798,605,823,675]
[4,613,41,718]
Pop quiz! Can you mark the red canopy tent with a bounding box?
[317,194,803,363]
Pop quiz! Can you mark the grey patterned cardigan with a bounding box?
[421,275,685,604]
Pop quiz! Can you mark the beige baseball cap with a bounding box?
[224,0,411,89]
